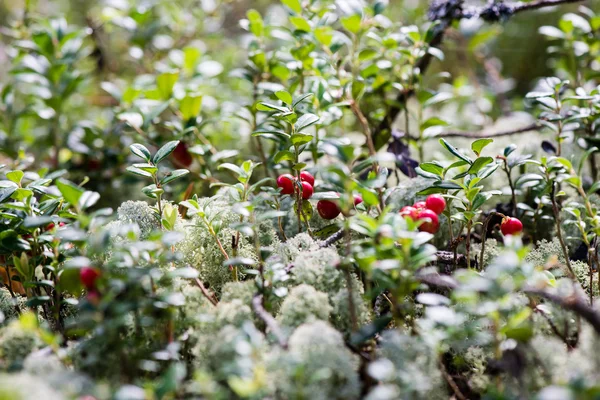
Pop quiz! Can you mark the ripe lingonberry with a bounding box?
[317,199,341,220]
[400,206,419,220]
[417,209,439,233]
[501,217,523,236]
[172,141,193,167]
[353,194,363,206]
[80,267,101,289]
[299,171,315,187]
[425,194,446,215]
[277,174,295,195]
[413,201,426,209]
[301,181,314,199]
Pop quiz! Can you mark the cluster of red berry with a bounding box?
[276,171,364,220]
[277,171,315,199]
[316,194,363,220]
[399,194,446,234]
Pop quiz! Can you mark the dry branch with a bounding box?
[252,294,288,348]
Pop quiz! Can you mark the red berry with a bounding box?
[277,174,295,195]
[299,171,315,186]
[301,181,313,199]
[413,201,426,210]
[417,209,439,234]
[172,141,193,167]
[353,194,363,206]
[80,267,101,289]
[45,222,55,231]
[317,200,341,220]
[400,206,419,220]
[425,194,446,215]
[501,217,523,236]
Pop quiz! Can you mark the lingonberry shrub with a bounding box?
[1,1,600,399]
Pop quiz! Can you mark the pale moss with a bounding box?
[472,238,501,269]
[0,373,65,400]
[274,232,320,264]
[176,282,215,332]
[525,238,569,267]
[277,284,332,329]
[571,260,599,298]
[331,275,371,338]
[463,346,491,393]
[270,321,361,400]
[221,281,256,305]
[116,200,161,238]
[0,289,26,323]
[215,299,253,328]
[178,196,278,295]
[0,324,43,370]
[192,323,273,397]
[291,247,344,294]
[368,330,444,399]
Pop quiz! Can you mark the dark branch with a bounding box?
[511,0,584,14]
[524,288,600,336]
[252,294,288,348]
[320,228,345,248]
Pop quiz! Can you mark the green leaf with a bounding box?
[419,162,444,177]
[281,0,302,13]
[79,191,100,210]
[118,112,143,129]
[467,157,493,175]
[439,139,472,164]
[218,163,244,176]
[274,150,294,163]
[126,166,153,178]
[471,139,493,156]
[130,144,151,161]
[504,144,517,157]
[290,16,311,32]
[351,80,365,100]
[256,102,289,113]
[314,27,333,46]
[160,169,189,185]
[420,117,448,131]
[180,94,203,121]
[0,186,17,203]
[247,9,264,37]
[23,216,53,228]
[275,90,293,105]
[555,157,573,171]
[295,113,319,130]
[6,171,24,185]
[153,141,180,164]
[341,14,362,34]
[56,179,84,206]
[133,163,158,174]
[292,93,313,108]
[291,133,313,146]
[157,71,179,99]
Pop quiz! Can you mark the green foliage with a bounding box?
[1,0,600,398]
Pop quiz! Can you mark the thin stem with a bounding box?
[194,277,218,306]
[549,182,575,278]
